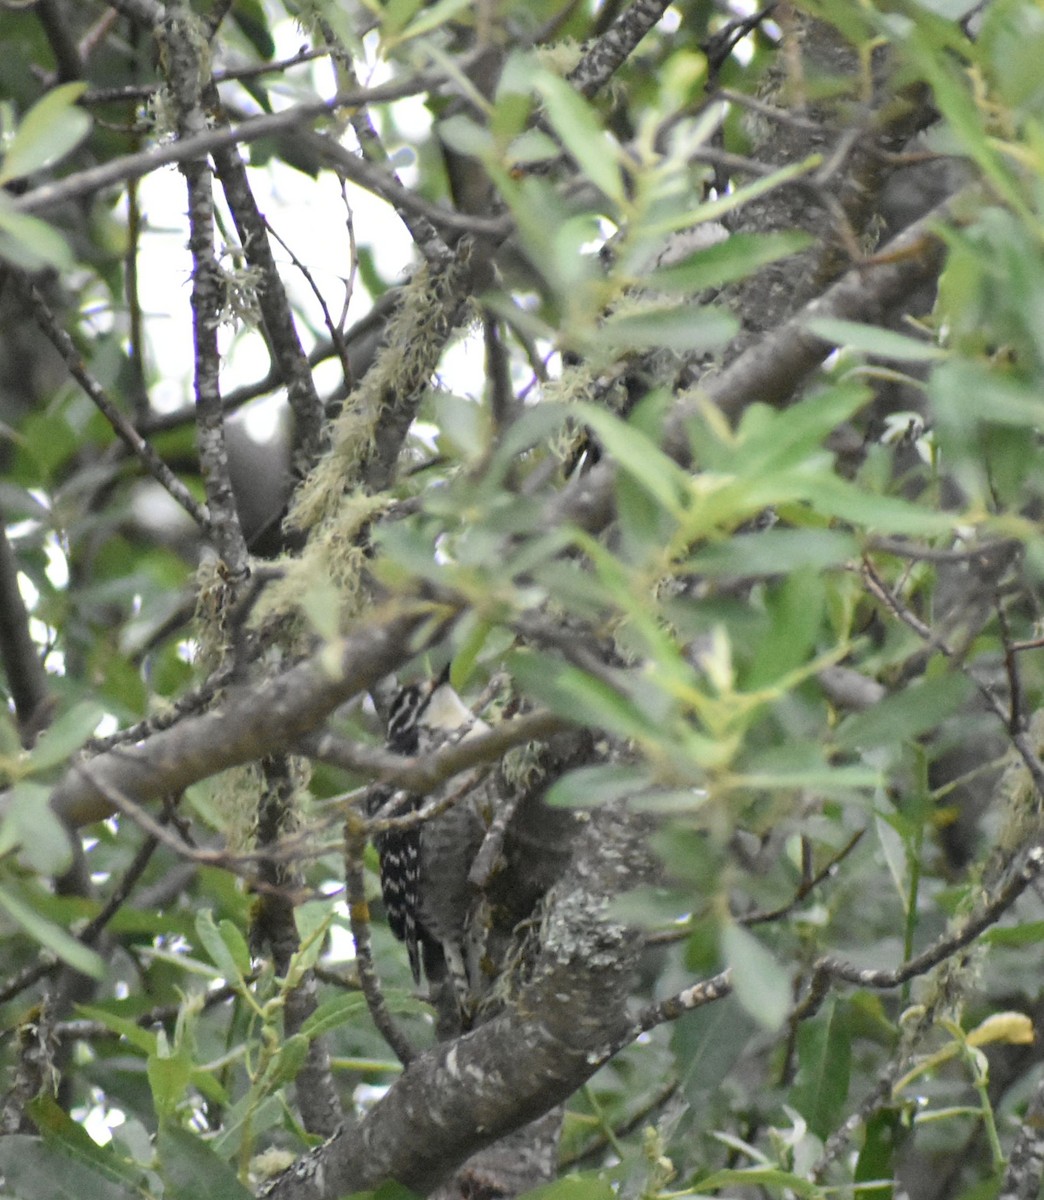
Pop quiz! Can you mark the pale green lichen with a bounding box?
[255,493,392,633]
[193,555,238,675]
[288,250,471,534]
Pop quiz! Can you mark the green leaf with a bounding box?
[0,197,75,270]
[232,0,276,59]
[0,1135,140,1200]
[0,82,90,183]
[156,1126,253,1200]
[744,569,826,689]
[726,382,872,477]
[689,528,857,577]
[2,781,74,874]
[983,920,1044,947]
[645,230,812,293]
[397,0,474,41]
[27,1095,150,1196]
[522,1173,616,1200]
[593,303,737,355]
[434,391,489,460]
[508,651,657,743]
[792,997,852,1139]
[0,879,104,978]
[195,909,248,985]
[211,1093,284,1160]
[75,1004,157,1055]
[27,699,105,774]
[258,1033,309,1088]
[147,1047,193,1121]
[299,993,369,1038]
[533,71,625,206]
[545,763,654,808]
[834,673,972,751]
[721,922,791,1032]
[299,575,344,642]
[437,112,494,159]
[695,1166,823,1197]
[806,317,948,361]
[875,813,908,905]
[855,1109,900,1200]
[574,400,691,516]
[931,361,1044,428]
[450,614,493,692]
[799,474,956,535]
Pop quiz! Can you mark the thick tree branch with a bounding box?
[262,806,649,1200]
[568,0,673,98]
[546,186,967,535]
[37,606,448,828]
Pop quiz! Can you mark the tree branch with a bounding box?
[262,806,649,1200]
[11,273,210,532]
[37,606,449,829]
[160,0,247,577]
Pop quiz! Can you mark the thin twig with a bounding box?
[313,17,449,261]
[12,77,447,217]
[208,83,325,470]
[343,810,417,1065]
[635,969,734,1033]
[81,47,332,104]
[861,558,1044,800]
[559,1076,681,1168]
[742,830,866,926]
[13,275,209,530]
[308,709,567,796]
[264,215,355,404]
[301,130,511,242]
[813,845,1044,990]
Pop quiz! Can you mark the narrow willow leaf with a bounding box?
[545,764,654,808]
[793,998,852,1139]
[0,199,75,270]
[574,401,691,515]
[4,781,73,875]
[594,303,737,355]
[0,881,104,978]
[835,673,972,751]
[195,909,246,985]
[28,1095,150,1196]
[0,82,89,183]
[146,1049,193,1122]
[721,922,791,1031]
[300,993,369,1039]
[157,1126,253,1200]
[534,71,625,206]
[27,700,105,773]
[0,1135,139,1200]
[646,230,812,293]
[806,317,947,360]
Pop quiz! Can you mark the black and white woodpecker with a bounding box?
[366,675,489,1020]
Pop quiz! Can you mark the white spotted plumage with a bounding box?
[368,679,489,1019]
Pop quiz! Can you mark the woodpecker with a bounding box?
[366,677,489,1022]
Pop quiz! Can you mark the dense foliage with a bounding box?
[1,1,1043,1198]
